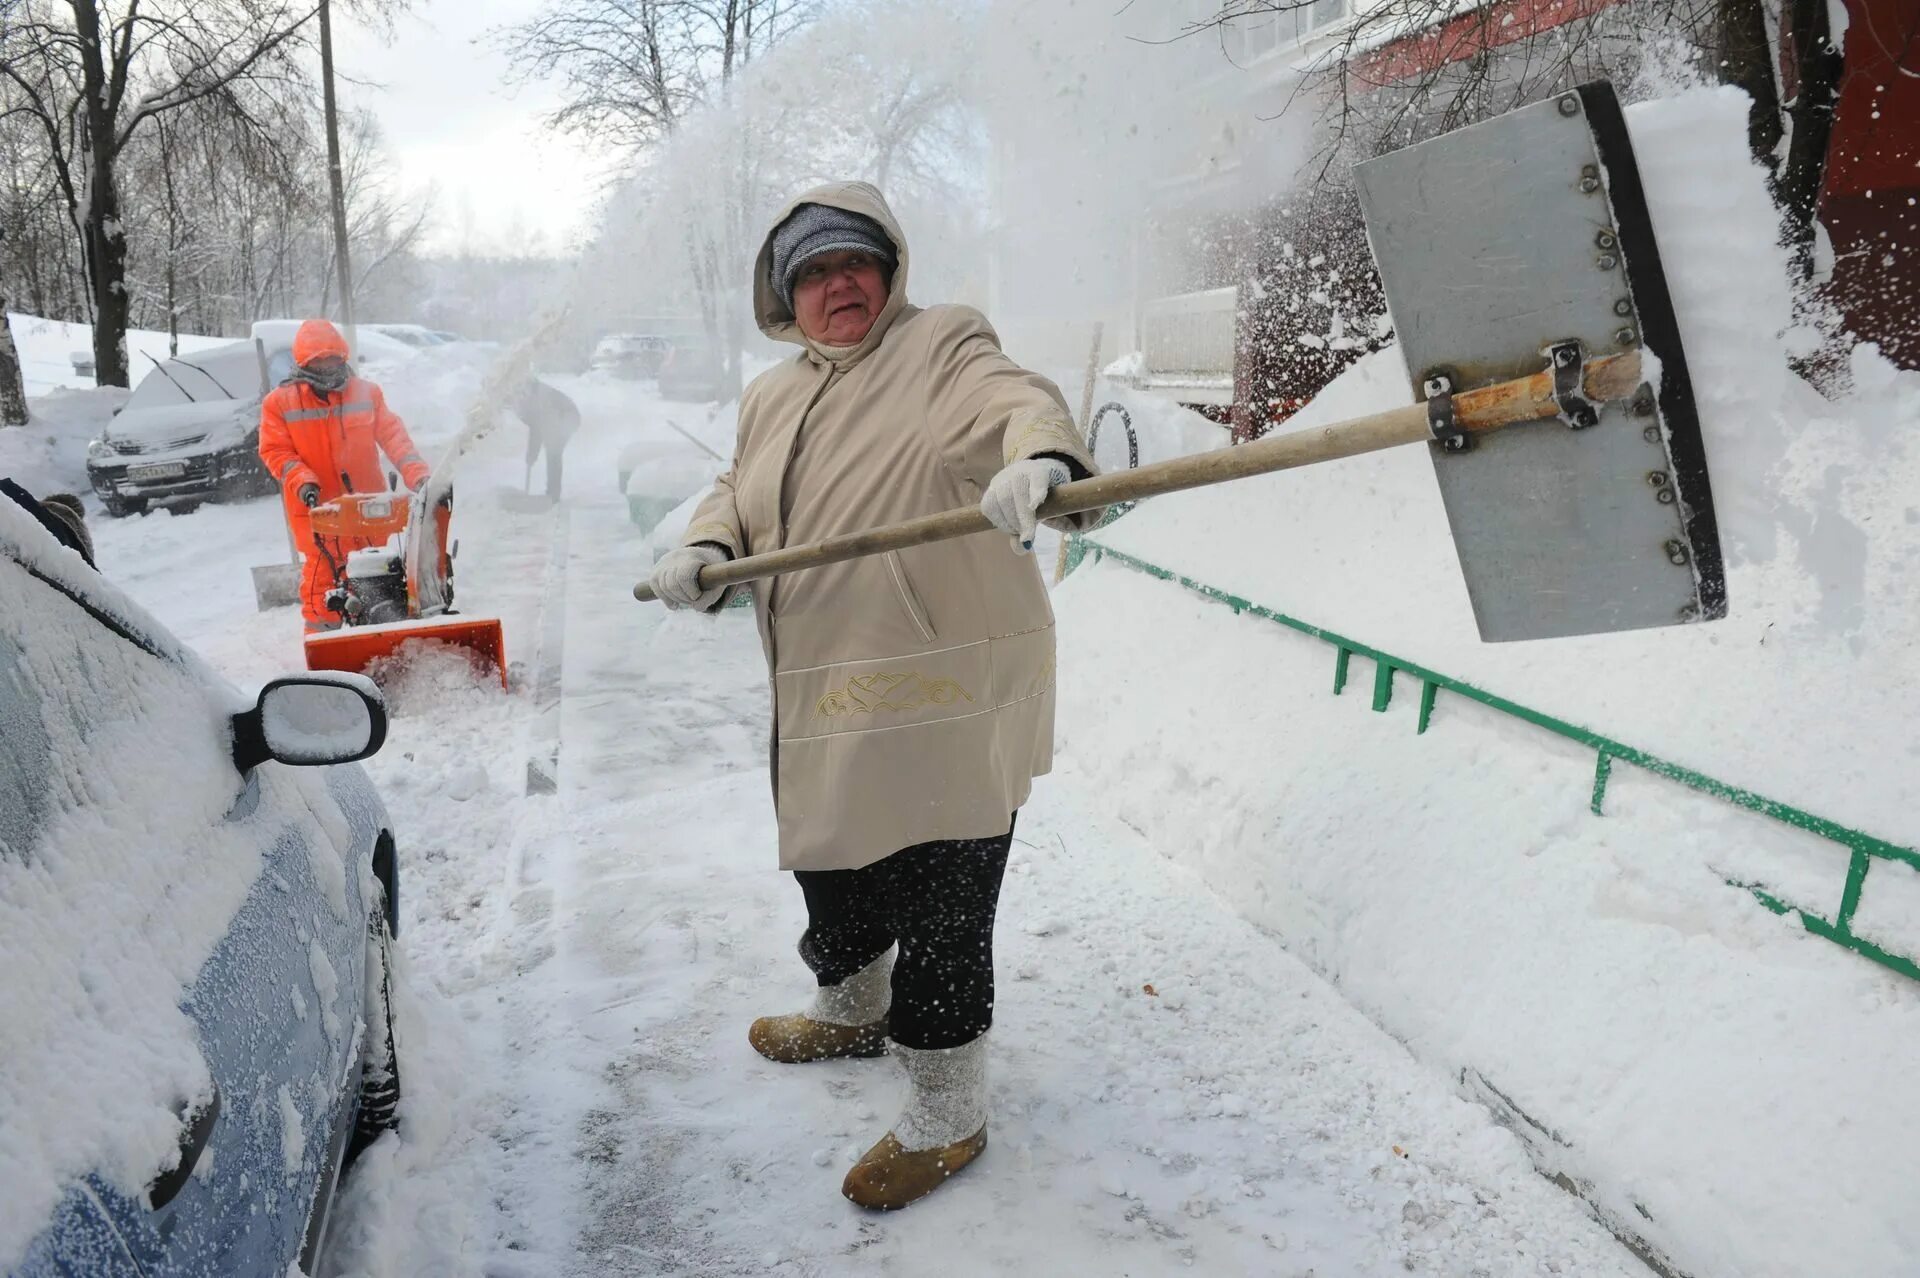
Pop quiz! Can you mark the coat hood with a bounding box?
[754,181,911,366]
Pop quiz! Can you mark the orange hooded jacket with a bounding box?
[257,321,430,624]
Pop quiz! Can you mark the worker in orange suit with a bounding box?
[258,318,431,632]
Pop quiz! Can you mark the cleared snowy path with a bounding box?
[86,368,1646,1276]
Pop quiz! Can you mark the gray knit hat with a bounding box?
[770,204,896,312]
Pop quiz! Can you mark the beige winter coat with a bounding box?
[682,182,1101,871]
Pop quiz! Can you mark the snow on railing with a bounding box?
[1064,532,1920,986]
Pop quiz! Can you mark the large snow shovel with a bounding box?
[250,520,302,612]
[633,82,1725,643]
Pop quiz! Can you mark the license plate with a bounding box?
[127,462,186,481]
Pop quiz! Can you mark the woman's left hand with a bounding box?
[980,458,1071,553]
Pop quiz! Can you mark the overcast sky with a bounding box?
[335,0,614,259]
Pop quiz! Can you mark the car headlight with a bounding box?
[86,438,117,463]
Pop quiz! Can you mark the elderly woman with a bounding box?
[647,182,1100,1210]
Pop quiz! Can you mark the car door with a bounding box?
[0,545,371,1277]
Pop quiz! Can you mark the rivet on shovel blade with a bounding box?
[1665,540,1691,566]
[1657,488,1677,505]
[1613,298,1633,317]
[1596,230,1617,250]
[1646,471,1669,488]
[1597,253,1619,270]
[1642,424,1662,443]
[1678,602,1700,621]
[1559,94,1581,116]
[1580,165,1601,193]
[1616,327,1638,345]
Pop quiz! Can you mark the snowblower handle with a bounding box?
[632,352,1644,605]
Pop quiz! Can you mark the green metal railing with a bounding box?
[1064,535,1920,984]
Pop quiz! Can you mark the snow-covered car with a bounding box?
[590,332,670,379]
[0,498,404,1277]
[84,340,279,517]
[365,323,460,350]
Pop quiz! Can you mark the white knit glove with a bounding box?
[650,544,729,611]
[979,458,1072,553]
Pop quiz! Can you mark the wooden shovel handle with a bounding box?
[633,352,1642,603]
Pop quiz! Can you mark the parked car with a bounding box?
[84,340,280,517]
[590,332,670,379]
[657,337,728,403]
[0,496,404,1277]
[365,323,465,350]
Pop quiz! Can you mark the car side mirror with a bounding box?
[232,673,388,772]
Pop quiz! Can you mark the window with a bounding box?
[1307,0,1349,34]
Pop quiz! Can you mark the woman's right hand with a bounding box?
[651,544,731,611]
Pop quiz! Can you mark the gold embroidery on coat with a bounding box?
[816,671,976,718]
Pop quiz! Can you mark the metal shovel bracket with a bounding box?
[1356,81,1727,642]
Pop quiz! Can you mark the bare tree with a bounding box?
[0,1,331,386]
[503,0,812,398]
[0,273,27,425]
[502,0,809,149]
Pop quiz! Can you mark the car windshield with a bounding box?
[123,342,263,411]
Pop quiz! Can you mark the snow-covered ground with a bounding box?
[66,359,1654,1276]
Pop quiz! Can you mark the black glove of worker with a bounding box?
[298,482,320,508]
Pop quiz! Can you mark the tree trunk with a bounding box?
[1777,0,1846,276]
[72,1,132,387]
[83,151,133,387]
[0,290,28,426]
[1717,0,1784,168]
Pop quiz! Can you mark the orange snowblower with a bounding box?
[303,490,506,688]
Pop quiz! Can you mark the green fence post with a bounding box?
[1591,752,1613,816]
[1372,659,1395,713]
[1835,844,1873,934]
[1418,680,1438,735]
[1333,647,1351,695]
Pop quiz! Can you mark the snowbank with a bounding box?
[0,388,129,499]
[1054,86,1920,1278]
[8,313,230,398]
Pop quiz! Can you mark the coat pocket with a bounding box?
[884,551,936,643]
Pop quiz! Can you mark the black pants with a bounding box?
[794,818,1014,1051]
[523,422,572,498]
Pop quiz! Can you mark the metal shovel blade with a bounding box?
[1355,81,1726,642]
[251,562,301,611]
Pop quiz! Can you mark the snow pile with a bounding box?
[1054,85,1920,1278]
[8,313,231,398]
[0,387,129,499]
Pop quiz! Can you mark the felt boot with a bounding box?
[842,1035,988,1209]
[749,950,892,1064]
